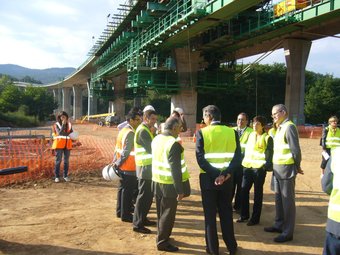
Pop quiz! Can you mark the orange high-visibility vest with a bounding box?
[115,126,136,171]
[52,122,73,150]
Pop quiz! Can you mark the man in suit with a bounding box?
[264,104,303,242]
[196,105,240,255]
[232,112,253,213]
[152,117,191,252]
[132,109,158,234]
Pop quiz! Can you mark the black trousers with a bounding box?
[200,178,237,254]
[232,165,243,210]
[240,167,267,222]
[321,148,331,169]
[155,193,178,247]
[133,179,153,228]
[116,174,137,221]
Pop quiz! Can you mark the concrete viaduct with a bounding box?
[32,0,340,131]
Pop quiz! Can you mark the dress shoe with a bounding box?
[205,247,218,255]
[144,219,156,226]
[121,217,133,223]
[133,226,151,234]
[264,226,282,233]
[229,246,238,255]
[236,217,249,223]
[274,235,293,243]
[247,220,259,226]
[157,243,179,252]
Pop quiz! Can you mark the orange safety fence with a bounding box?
[0,124,323,187]
[0,134,116,187]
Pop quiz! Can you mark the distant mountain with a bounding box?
[0,64,76,84]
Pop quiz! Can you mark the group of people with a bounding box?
[51,105,340,254]
[112,105,190,252]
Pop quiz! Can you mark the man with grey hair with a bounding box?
[264,104,303,242]
[196,105,241,255]
[152,117,191,252]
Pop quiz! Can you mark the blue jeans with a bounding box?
[54,149,70,178]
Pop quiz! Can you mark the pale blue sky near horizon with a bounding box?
[0,0,339,77]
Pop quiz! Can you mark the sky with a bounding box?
[0,0,339,77]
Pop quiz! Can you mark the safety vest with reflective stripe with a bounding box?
[234,126,253,153]
[242,132,269,168]
[151,134,189,184]
[273,121,296,165]
[200,125,236,173]
[115,126,136,171]
[328,147,340,222]
[325,126,340,149]
[52,122,73,150]
[134,123,154,166]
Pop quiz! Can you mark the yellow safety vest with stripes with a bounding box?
[234,126,253,154]
[134,123,154,166]
[200,125,236,173]
[325,126,340,149]
[151,134,189,184]
[328,147,340,223]
[242,132,269,169]
[273,120,296,165]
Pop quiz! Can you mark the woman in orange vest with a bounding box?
[52,111,73,183]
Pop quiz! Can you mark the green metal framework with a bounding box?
[89,0,340,99]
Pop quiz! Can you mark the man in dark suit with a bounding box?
[152,117,191,252]
[196,105,241,255]
[264,104,304,242]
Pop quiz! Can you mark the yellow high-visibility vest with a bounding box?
[134,123,154,166]
[200,125,236,173]
[273,121,296,165]
[242,132,269,168]
[152,134,189,184]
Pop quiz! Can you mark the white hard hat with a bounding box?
[69,131,79,140]
[102,164,122,181]
[143,105,155,112]
[174,107,184,115]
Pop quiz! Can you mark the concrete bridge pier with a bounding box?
[112,73,127,120]
[283,39,311,125]
[86,81,98,116]
[53,88,63,114]
[72,85,83,120]
[172,47,201,133]
[62,87,72,116]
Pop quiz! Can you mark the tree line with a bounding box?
[0,75,56,127]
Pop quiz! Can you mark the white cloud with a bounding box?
[31,0,78,16]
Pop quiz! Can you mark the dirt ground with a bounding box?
[0,124,329,255]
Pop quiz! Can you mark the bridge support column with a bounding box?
[62,87,72,115]
[172,47,201,133]
[53,88,63,113]
[283,39,311,125]
[87,81,97,116]
[112,74,127,120]
[72,85,83,120]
